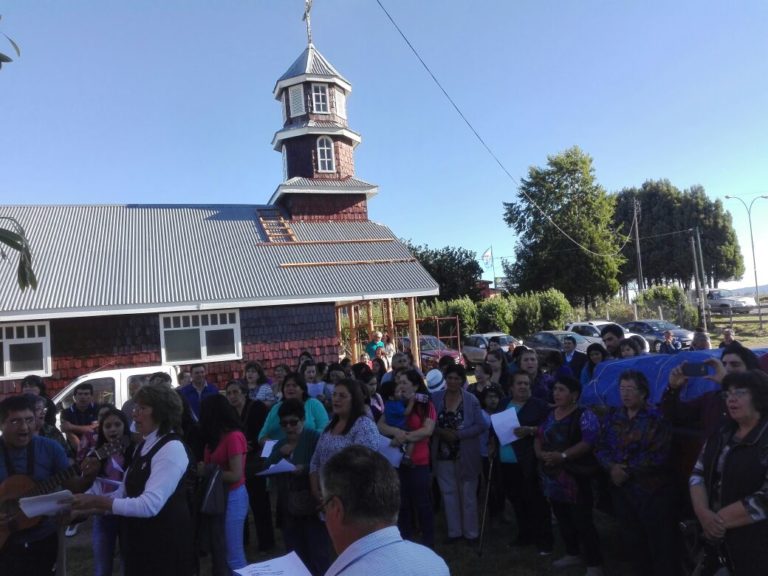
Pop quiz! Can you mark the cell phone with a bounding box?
[682,362,708,377]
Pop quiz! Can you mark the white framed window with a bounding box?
[312,83,329,113]
[282,145,288,181]
[289,85,305,117]
[281,91,287,123]
[160,310,242,364]
[334,87,347,119]
[317,136,335,172]
[0,321,52,380]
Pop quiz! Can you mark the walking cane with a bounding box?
[477,455,495,557]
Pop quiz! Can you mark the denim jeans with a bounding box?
[93,514,121,576]
[225,484,249,573]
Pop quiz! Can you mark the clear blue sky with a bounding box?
[2,1,768,289]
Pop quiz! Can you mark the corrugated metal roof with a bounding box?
[0,205,438,318]
[276,44,349,85]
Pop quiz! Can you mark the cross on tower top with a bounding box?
[302,0,313,45]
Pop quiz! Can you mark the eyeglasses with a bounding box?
[723,388,750,400]
[6,416,35,427]
[279,418,301,428]
[317,494,336,513]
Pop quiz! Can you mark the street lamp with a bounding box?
[725,195,768,331]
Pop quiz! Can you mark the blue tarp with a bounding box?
[580,347,768,408]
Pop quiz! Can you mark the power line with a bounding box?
[483,227,696,261]
[374,0,632,259]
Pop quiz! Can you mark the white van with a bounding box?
[52,365,180,423]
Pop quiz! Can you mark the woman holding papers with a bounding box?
[199,394,249,574]
[67,380,194,576]
[494,371,552,554]
[534,375,603,574]
[263,398,331,576]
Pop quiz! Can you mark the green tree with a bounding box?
[477,298,513,333]
[502,147,623,311]
[614,181,744,289]
[405,241,483,301]
[1,217,38,290]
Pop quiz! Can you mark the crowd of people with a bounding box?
[0,324,766,576]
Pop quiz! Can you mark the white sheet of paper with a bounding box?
[377,434,403,468]
[235,551,312,576]
[19,490,73,518]
[491,407,522,445]
[261,440,278,458]
[255,458,297,476]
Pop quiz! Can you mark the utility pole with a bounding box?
[691,232,705,328]
[695,226,708,331]
[725,195,768,331]
[633,200,644,292]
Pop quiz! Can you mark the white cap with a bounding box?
[425,369,445,392]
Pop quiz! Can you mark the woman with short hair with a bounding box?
[68,381,194,576]
[432,364,488,543]
[264,399,331,576]
[535,376,602,573]
[689,370,768,575]
[258,372,329,444]
[595,370,677,576]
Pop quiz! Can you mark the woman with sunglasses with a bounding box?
[263,399,331,576]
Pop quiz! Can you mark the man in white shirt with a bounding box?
[321,446,449,576]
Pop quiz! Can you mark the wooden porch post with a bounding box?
[348,304,358,363]
[385,298,395,339]
[335,306,344,350]
[366,300,375,336]
[407,297,421,371]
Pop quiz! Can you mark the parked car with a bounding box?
[622,320,694,352]
[400,335,463,371]
[565,320,649,352]
[462,332,520,367]
[52,365,180,427]
[705,289,757,315]
[523,330,598,354]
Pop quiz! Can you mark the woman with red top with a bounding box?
[199,394,249,574]
[377,368,437,548]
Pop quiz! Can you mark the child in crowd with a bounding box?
[244,361,276,407]
[383,380,424,466]
[78,407,135,576]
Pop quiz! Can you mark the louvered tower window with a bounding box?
[317,136,335,172]
[289,85,305,117]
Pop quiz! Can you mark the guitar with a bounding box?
[0,437,128,550]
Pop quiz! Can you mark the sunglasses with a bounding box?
[280,418,301,428]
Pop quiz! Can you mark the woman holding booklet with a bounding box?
[263,398,330,576]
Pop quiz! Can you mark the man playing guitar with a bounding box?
[0,395,71,575]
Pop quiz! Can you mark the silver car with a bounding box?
[462,332,519,367]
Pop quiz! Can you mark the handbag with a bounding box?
[199,464,227,515]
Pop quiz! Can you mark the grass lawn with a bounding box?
[707,316,768,348]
